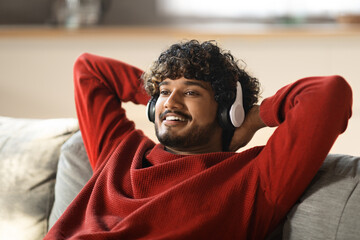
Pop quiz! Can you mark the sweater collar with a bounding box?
[146,144,239,166]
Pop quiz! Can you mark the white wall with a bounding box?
[1,27,359,155]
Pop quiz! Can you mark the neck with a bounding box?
[164,146,222,155]
[164,137,223,155]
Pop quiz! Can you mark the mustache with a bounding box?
[159,110,192,121]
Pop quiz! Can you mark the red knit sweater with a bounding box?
[45,53,352,239]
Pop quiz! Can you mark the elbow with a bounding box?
[328,75,353,109]
[324,75,353,132]
[74,53,92,72]
[76,52,92,61]
[329,75,350,90]
[73,53,94,84]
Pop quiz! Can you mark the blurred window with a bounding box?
[157,0,360,20]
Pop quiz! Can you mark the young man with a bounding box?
[45,40,352,239]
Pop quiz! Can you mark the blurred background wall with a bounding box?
[1,0,359,155]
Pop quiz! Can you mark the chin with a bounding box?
[155,123,219,150]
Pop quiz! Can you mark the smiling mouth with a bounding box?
[160,110,191,123]
[160,111,191,127]
[164,116,187,122]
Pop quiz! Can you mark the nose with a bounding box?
[164,90,184,110]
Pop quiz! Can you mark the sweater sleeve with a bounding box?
[257,75,352,219]
[73,53,150,170]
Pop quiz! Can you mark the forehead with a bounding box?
[159,78,213,91]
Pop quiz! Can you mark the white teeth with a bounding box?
[165,116,186,121]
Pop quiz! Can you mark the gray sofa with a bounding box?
[0,116,359,240]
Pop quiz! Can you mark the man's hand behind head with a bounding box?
[229,105,266,152]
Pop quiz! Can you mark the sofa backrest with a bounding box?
[0,116,79,240]
[48,131,92,229]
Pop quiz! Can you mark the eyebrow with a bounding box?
[159,80,209,90]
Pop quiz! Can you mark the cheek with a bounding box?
[190,100,218,124]
[154,99,164,122]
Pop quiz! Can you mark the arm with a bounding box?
[74,53,150,170]
[256,76,352,219]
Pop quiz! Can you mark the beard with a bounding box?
[155,120,220,150]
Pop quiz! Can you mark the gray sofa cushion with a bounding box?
[283,154,360,240]
[48,131,92,230]
[0,116,78,240]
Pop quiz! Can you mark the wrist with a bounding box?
[248,105,266,133]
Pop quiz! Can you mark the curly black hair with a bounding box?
[142,39,260,114]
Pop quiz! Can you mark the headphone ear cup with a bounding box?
[146,96,158,123]
[218,81,245,130]
[218,105,234,130]
[229,82,245,128]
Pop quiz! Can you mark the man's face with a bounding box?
[154,77,223,154]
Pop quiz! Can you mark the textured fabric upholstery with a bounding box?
[283,154,360,240]
[49,131,92,229]
[0,116,78,240]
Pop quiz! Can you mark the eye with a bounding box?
[160,89,170,96]
[185,90,199,96]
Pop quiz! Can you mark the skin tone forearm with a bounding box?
[229,105,266,152]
